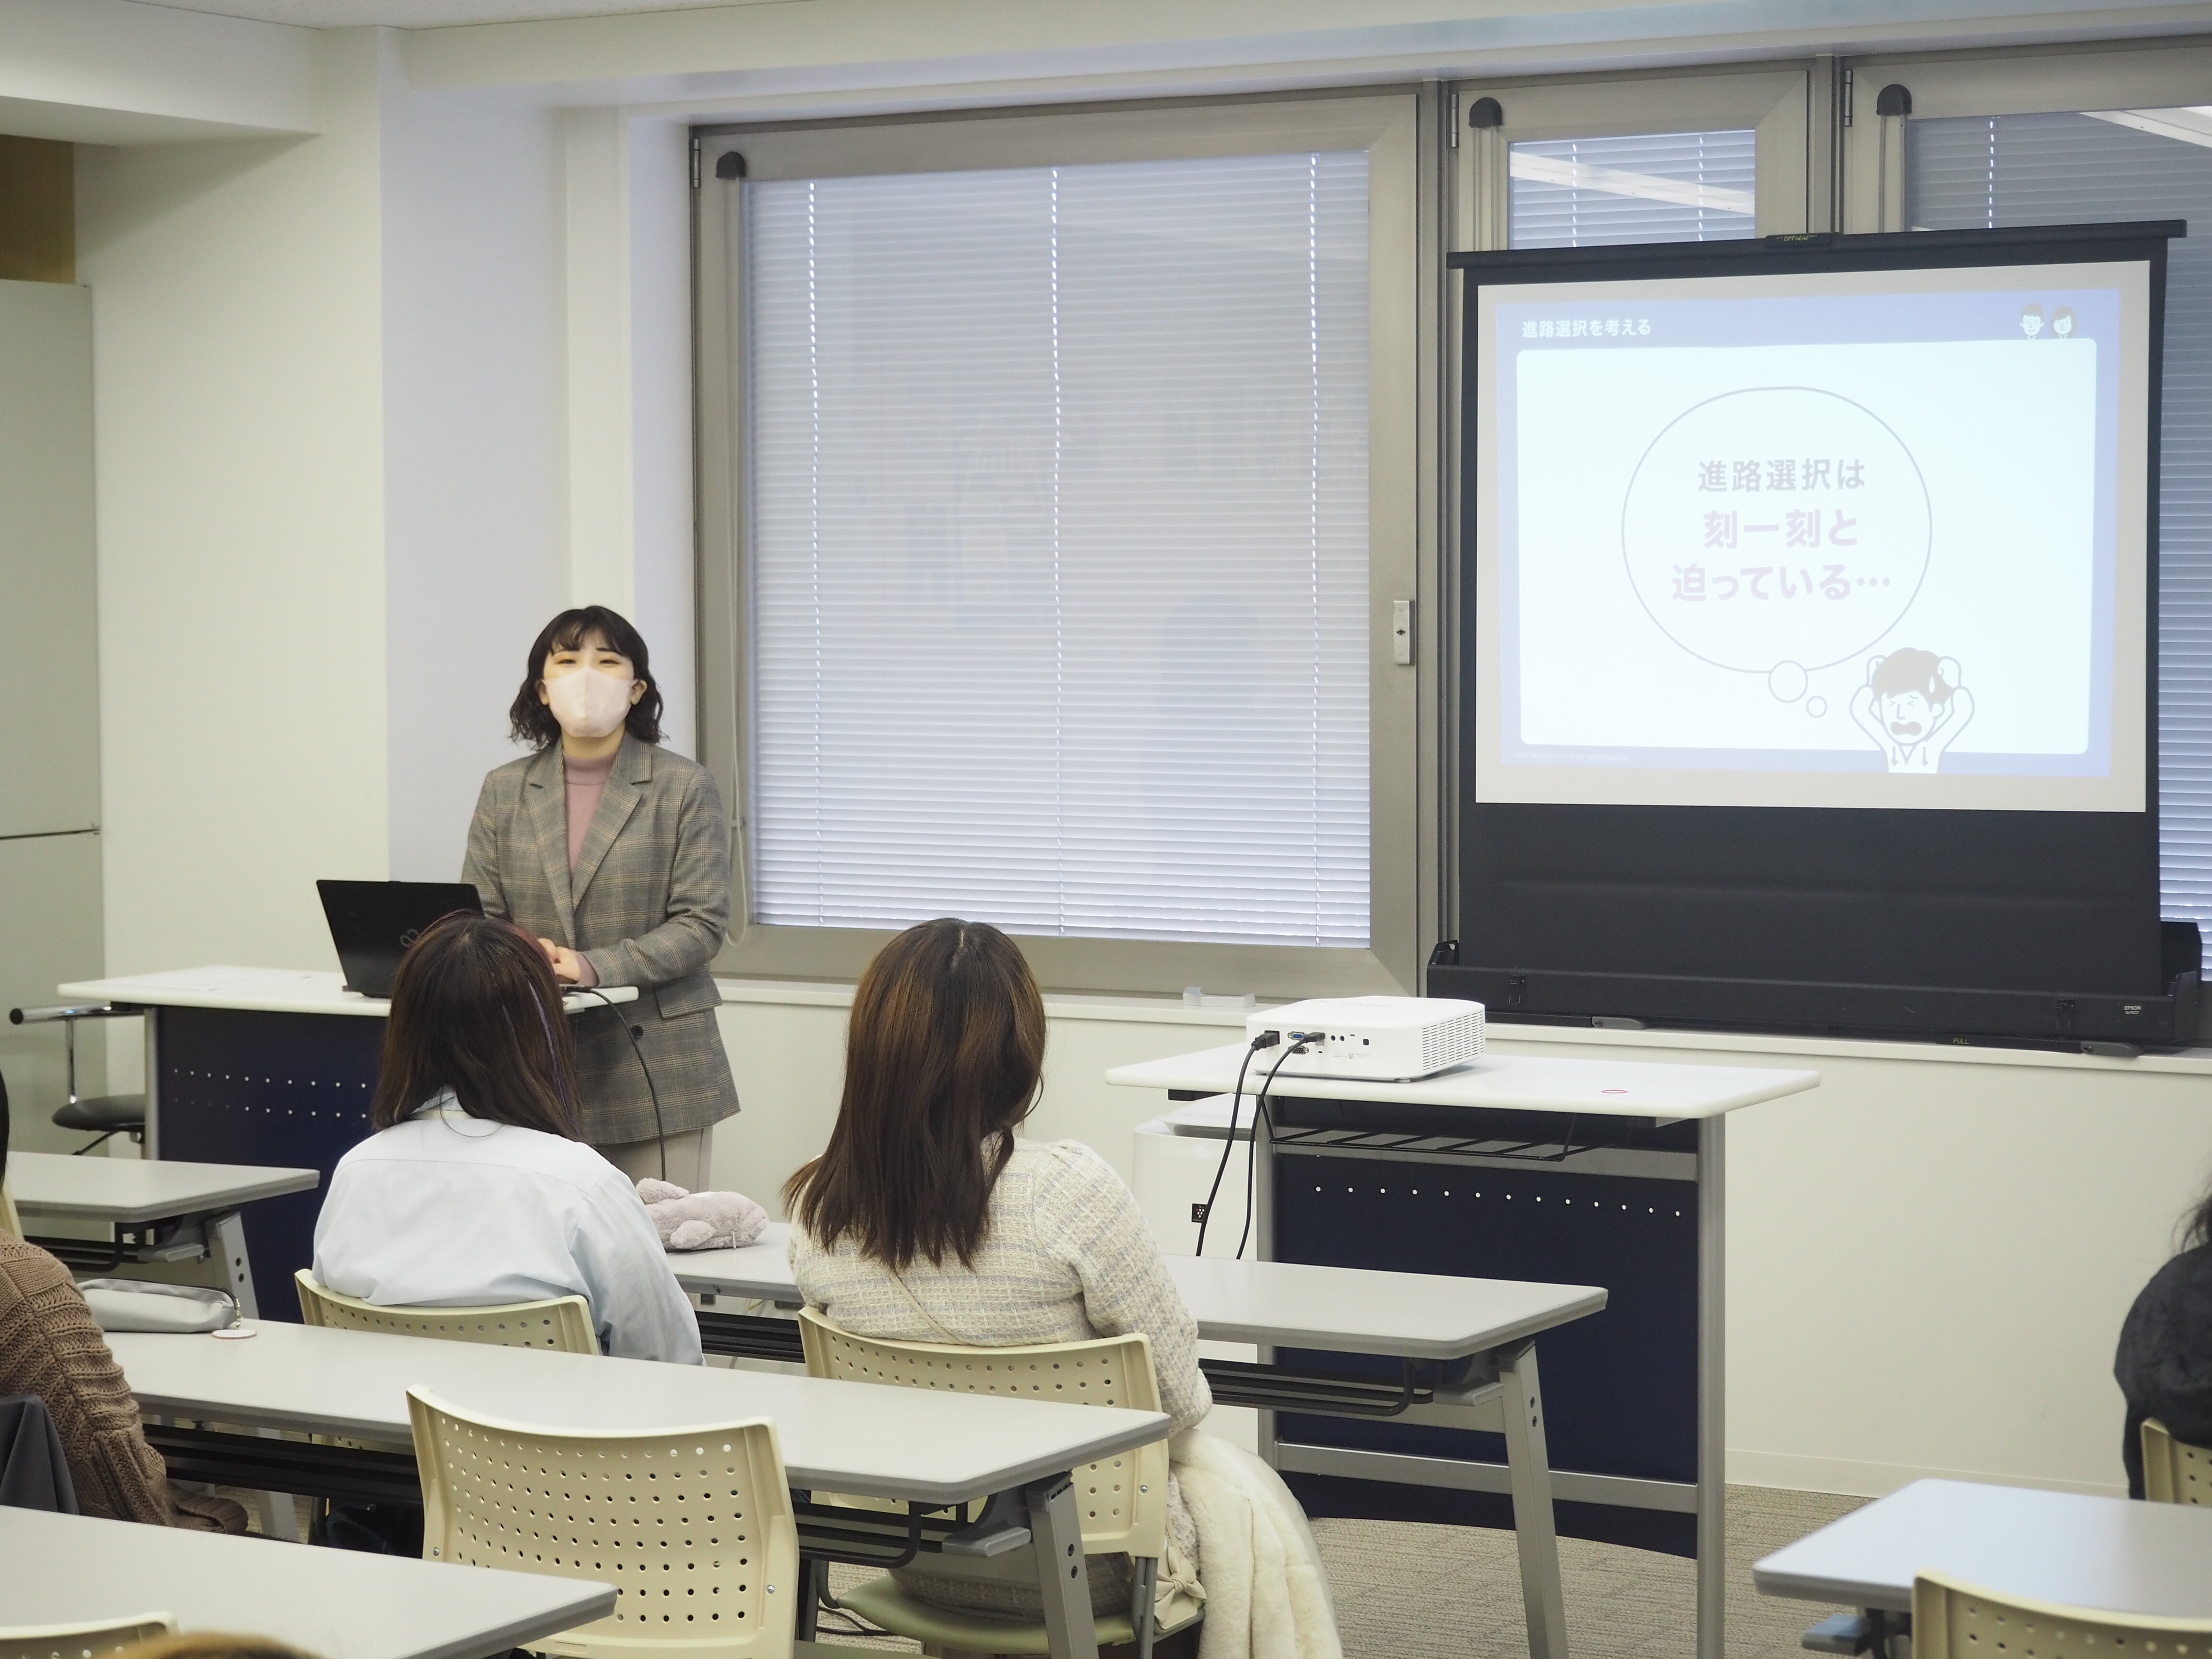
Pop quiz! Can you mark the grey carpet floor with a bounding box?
[808,1484,1868,1656]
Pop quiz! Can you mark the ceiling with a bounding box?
[124,0,786,26]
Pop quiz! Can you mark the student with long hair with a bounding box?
[787,918,1210,1620]
[2116,1172,2212,1495]
[312,913,700,1364]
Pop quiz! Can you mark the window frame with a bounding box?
[1840,35,2212,231]
[693,89,1442,997]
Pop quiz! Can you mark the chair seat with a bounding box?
[838,1574,1200,1656]
[52,1095,146,1132]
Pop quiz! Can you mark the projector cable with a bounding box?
[1194,1033,1272,1257]
[1237,1038,1307,1260]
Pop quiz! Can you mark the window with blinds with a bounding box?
[1908,111,2212,962]
[1508,129,1757,249]
[742,153,1371,946]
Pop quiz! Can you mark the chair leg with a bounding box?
[795,1557,823,1642]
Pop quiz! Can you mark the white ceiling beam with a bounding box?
[0,0,318,144]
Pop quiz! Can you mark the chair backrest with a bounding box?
[0,1614,175,1659]
[296,1269,596,1354]
[796,1306,1169,1560]
[2144,1417,2212,1505]
[408,1388,797,1659]
[1914,1569,2212,1658]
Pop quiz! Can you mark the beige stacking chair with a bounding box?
[2143,1417,2212,1504]
[296,1269,596,1354]
[796,1308,1197,1659]
[0,1615,175,1659]
[408,1389,798,1659]
[1914,1568,2212,1657]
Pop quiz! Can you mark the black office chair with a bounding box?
[5,1005,146,1154]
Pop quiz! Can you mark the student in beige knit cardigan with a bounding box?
[786,917,1211,1629]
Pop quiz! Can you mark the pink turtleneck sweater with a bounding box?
[561,750,615,990]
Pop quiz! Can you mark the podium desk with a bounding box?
[57,968,634,1319]
[1107,1042,1819,1659]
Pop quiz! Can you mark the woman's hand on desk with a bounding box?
[537,937,589,986]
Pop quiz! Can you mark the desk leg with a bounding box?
[1024,1472,1099,1659]
[1500,1340,1569,1659]
[210,1208,299,1544]
[1696,1117,1727,1659]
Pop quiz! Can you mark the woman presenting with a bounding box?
[463,605,740,1185]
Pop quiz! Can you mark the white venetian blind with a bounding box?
[1509,129,1757,249]
[1908,110,2212,965]
[743,152,1371,946]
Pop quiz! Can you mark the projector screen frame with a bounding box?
[1438,223,2191,1048]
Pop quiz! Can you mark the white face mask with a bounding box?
[546,667,634,739]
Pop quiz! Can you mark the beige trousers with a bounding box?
[596,1124,715,1191]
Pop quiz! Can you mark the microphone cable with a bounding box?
[577,986,668,1183]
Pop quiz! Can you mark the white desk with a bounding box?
[1754,1478,2212,1620]
[8,1147,319,1320]
[8,1148,317,1225]
[116,1320,1165,1659]
[673,1223,1609,1361]
[1109,1040,1821,1659]
[113,1320,1164,1507]
[60,967,635,1020]
[673,1225,1607,1659]
[0,1507,613,1659]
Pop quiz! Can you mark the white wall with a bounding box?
[77,29,392,977]
[382,76,569,881]
[711,988,2212,1503]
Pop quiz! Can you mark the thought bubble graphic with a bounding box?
[1621,387,1931,674]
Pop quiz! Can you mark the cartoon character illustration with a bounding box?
[2052,305,2076,338]
[2020,305,2045,339]
[1849,648,1975,774]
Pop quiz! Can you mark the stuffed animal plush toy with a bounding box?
[636,1179,769,1252]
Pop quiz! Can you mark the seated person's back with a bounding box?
[312,912,700,1365]
[2116,1176,2212,1495]
[0,1094,243,1529]
[787,918,1212,1623]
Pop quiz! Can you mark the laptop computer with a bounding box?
[317,879,485,998]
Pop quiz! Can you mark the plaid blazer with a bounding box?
[463,736,741,1145]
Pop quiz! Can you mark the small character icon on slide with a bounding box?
[1849,648,1975,774]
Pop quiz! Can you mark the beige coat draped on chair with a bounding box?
[463,735,741,1145]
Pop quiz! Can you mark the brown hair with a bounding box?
[370,913,583,1137]
[784,919,1046,1269]
[507,604,664,750]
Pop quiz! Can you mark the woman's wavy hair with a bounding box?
[784,919,1046,1270]
[508,605,663,750]
[370,913,583,1138]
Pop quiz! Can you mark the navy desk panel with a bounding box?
[153,1007,382,1321]
[1265,1096,1703,1558]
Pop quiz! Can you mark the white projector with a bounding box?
[1245,996,1486,1082]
